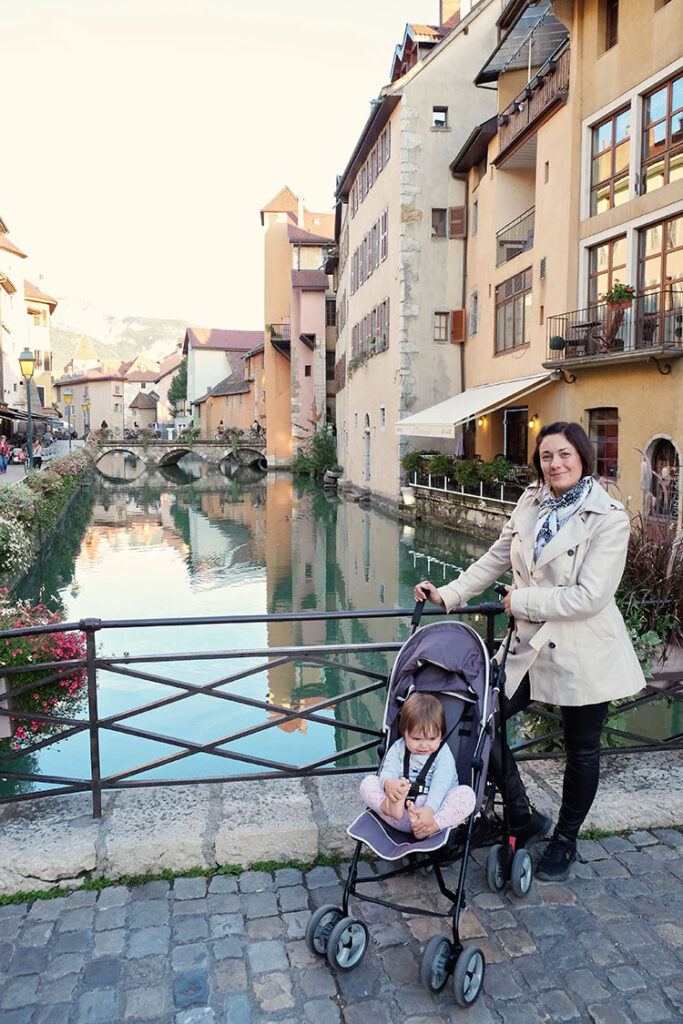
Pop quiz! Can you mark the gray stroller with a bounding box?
[305,602,533,1008]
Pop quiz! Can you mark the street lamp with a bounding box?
[19,348,36,470]
[81,399,90,439]
[64,389,73,452]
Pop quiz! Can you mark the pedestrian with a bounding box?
[31,436,43,470]
[101,419,108,429]
[414,421,645,881]
[215,420,225,440]
[252,418,261,437]
[0,435,8,474]
[359,692,476,839]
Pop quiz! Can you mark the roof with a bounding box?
[291,270,329,290]
[24,279,58,312]
[55,370,124,386]
[260,185,299,225]
[72,334,98,362]
[126,370,158,383]
[0,232,27,259]
[450,116,499,174]
[390,22,444,82]
[243,342,265,359]
[184,328,263,353]
[155,351,183,380]
[130,392,158,409]
[475,1,569,85]
[396,373,555,438]
[287,224,334,246]
[209,376,252,398]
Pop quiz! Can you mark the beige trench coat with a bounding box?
[437,483,646,706]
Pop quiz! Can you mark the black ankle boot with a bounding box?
[510,807,552,849]
[535,832,577,882]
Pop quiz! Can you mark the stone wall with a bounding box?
[413,489,511,541]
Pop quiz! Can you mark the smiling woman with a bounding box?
[414,420,647,882]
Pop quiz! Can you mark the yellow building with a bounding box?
[260,187,336,467]
[400,0,682,527]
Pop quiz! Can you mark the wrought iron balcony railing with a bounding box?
[545,290,683,366]
[496,206,535,267]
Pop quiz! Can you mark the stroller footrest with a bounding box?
[347,810,451,861]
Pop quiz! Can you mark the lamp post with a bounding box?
[82,399,90,439]
[19,348,36,470]
[64,389,73,452]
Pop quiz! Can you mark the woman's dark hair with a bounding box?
[531,421,595,481]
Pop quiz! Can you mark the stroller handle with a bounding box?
[410,599,426,632]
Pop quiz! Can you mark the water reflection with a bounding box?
[10,468,499,789]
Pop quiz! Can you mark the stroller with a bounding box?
[305,599,533,1008]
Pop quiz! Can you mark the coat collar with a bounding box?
[519,482,622,570]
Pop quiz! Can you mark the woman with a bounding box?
[415,422,645,881]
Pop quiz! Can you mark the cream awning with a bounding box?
[396,373,555,439]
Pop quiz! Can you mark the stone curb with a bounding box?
[0,752,681,896]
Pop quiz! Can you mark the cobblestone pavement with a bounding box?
[1,827,682,1024]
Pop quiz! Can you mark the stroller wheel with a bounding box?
[486,844,506,892]
[326,916,369,971]
[420,934,453,992]
[510,848,533,897]
[305,904,343,956]
[453,946,486,1007]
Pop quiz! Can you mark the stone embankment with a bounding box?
[1,752,681,895]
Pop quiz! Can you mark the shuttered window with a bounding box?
[448,206,467,239]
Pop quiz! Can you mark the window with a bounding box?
[472,199,478,236]
[431,209,447,237]
[43,352,51,371]
[304,365,311,377]
[114,403,120,413]
[326,298,336,326]
[372,223,379,269]
[115,384,121,394]
[141,382,146,389]
[638,214,683,344]
[380,406,386,428]
[33,349,43,370]
[432,106,448,129]
[475,155,487,188]
[605,0,619,48]
[588,235,627,304]
[380,208,388,261]
[589,408,619,478]
[469,291,479,336]
[590,108,630,215]
[326,350,335,381]
[434,311,450,342]
[495,268,532,352]
[641,73,683,194]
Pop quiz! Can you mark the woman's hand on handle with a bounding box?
[413,581,445,608]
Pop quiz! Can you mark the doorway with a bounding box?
[504,407,528,464]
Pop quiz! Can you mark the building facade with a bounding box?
[333,0,499,502]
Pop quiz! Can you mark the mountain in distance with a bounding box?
[51,297,190,376]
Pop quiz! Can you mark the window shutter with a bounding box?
[448,206,467,239]
[386,121,391,160]
[451,309,466,343]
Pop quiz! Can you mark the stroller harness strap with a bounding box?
[402,719,459,803]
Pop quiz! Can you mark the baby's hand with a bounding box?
[384,777,409,802]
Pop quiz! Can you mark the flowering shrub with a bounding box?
[0,444,96,587]
[0,590,87,750]
[601,280,635,304]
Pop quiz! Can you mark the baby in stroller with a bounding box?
[360,692,476,839]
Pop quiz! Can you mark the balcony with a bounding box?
[496,206,534,267]
[269,323,291,361]
[544,291,683,370]
[497,43,570,161]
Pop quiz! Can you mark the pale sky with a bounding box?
[3,0,438,328]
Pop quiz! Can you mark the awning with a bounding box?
[396,373,555,439]
[475,2,569,85]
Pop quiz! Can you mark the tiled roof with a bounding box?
[287,224,334,246]
[210,376,251,397]
[291,270,329,290]
[184,328,263,352]
[55,370,124,385]
[130,392,157,409]
[302,211,335,237]
[156,352,183,380]
[73,334,98,361]
[24,280,58,312]
[408,23,442,38]
[260,186,299,224]
[126,370,158,382]
[0,232,27,259]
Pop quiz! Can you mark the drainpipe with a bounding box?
[460,175,469,395]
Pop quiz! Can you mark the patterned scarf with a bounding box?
[533,476,593,562]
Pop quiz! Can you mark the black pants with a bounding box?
[491,676,609,843]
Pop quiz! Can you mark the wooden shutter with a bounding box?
[448,206,467,239]
[386,121,391,160]
[450,309,466,343]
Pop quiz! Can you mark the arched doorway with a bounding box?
[645,437,680,521]
[364,413,371,483]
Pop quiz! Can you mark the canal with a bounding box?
[4,453,678,795]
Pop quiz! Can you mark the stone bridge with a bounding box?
[96,437,268,471]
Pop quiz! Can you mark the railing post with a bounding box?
[83,619,103,818]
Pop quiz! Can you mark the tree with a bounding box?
[167,357,187,414]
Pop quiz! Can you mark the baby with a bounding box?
[360,692,476,839]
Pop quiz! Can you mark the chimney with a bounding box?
[298,194,305,228]
[440,1,461,27]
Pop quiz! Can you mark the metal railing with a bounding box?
[546,290,683,363]
[270,323,291,340]
[498,42,570,154]
[411,469,528,508]
[0,609,679,818]
[496,207,535,267]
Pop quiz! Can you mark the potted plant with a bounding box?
[601,281,636,309]
[549,335,566,351]
[324,463,343,480]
